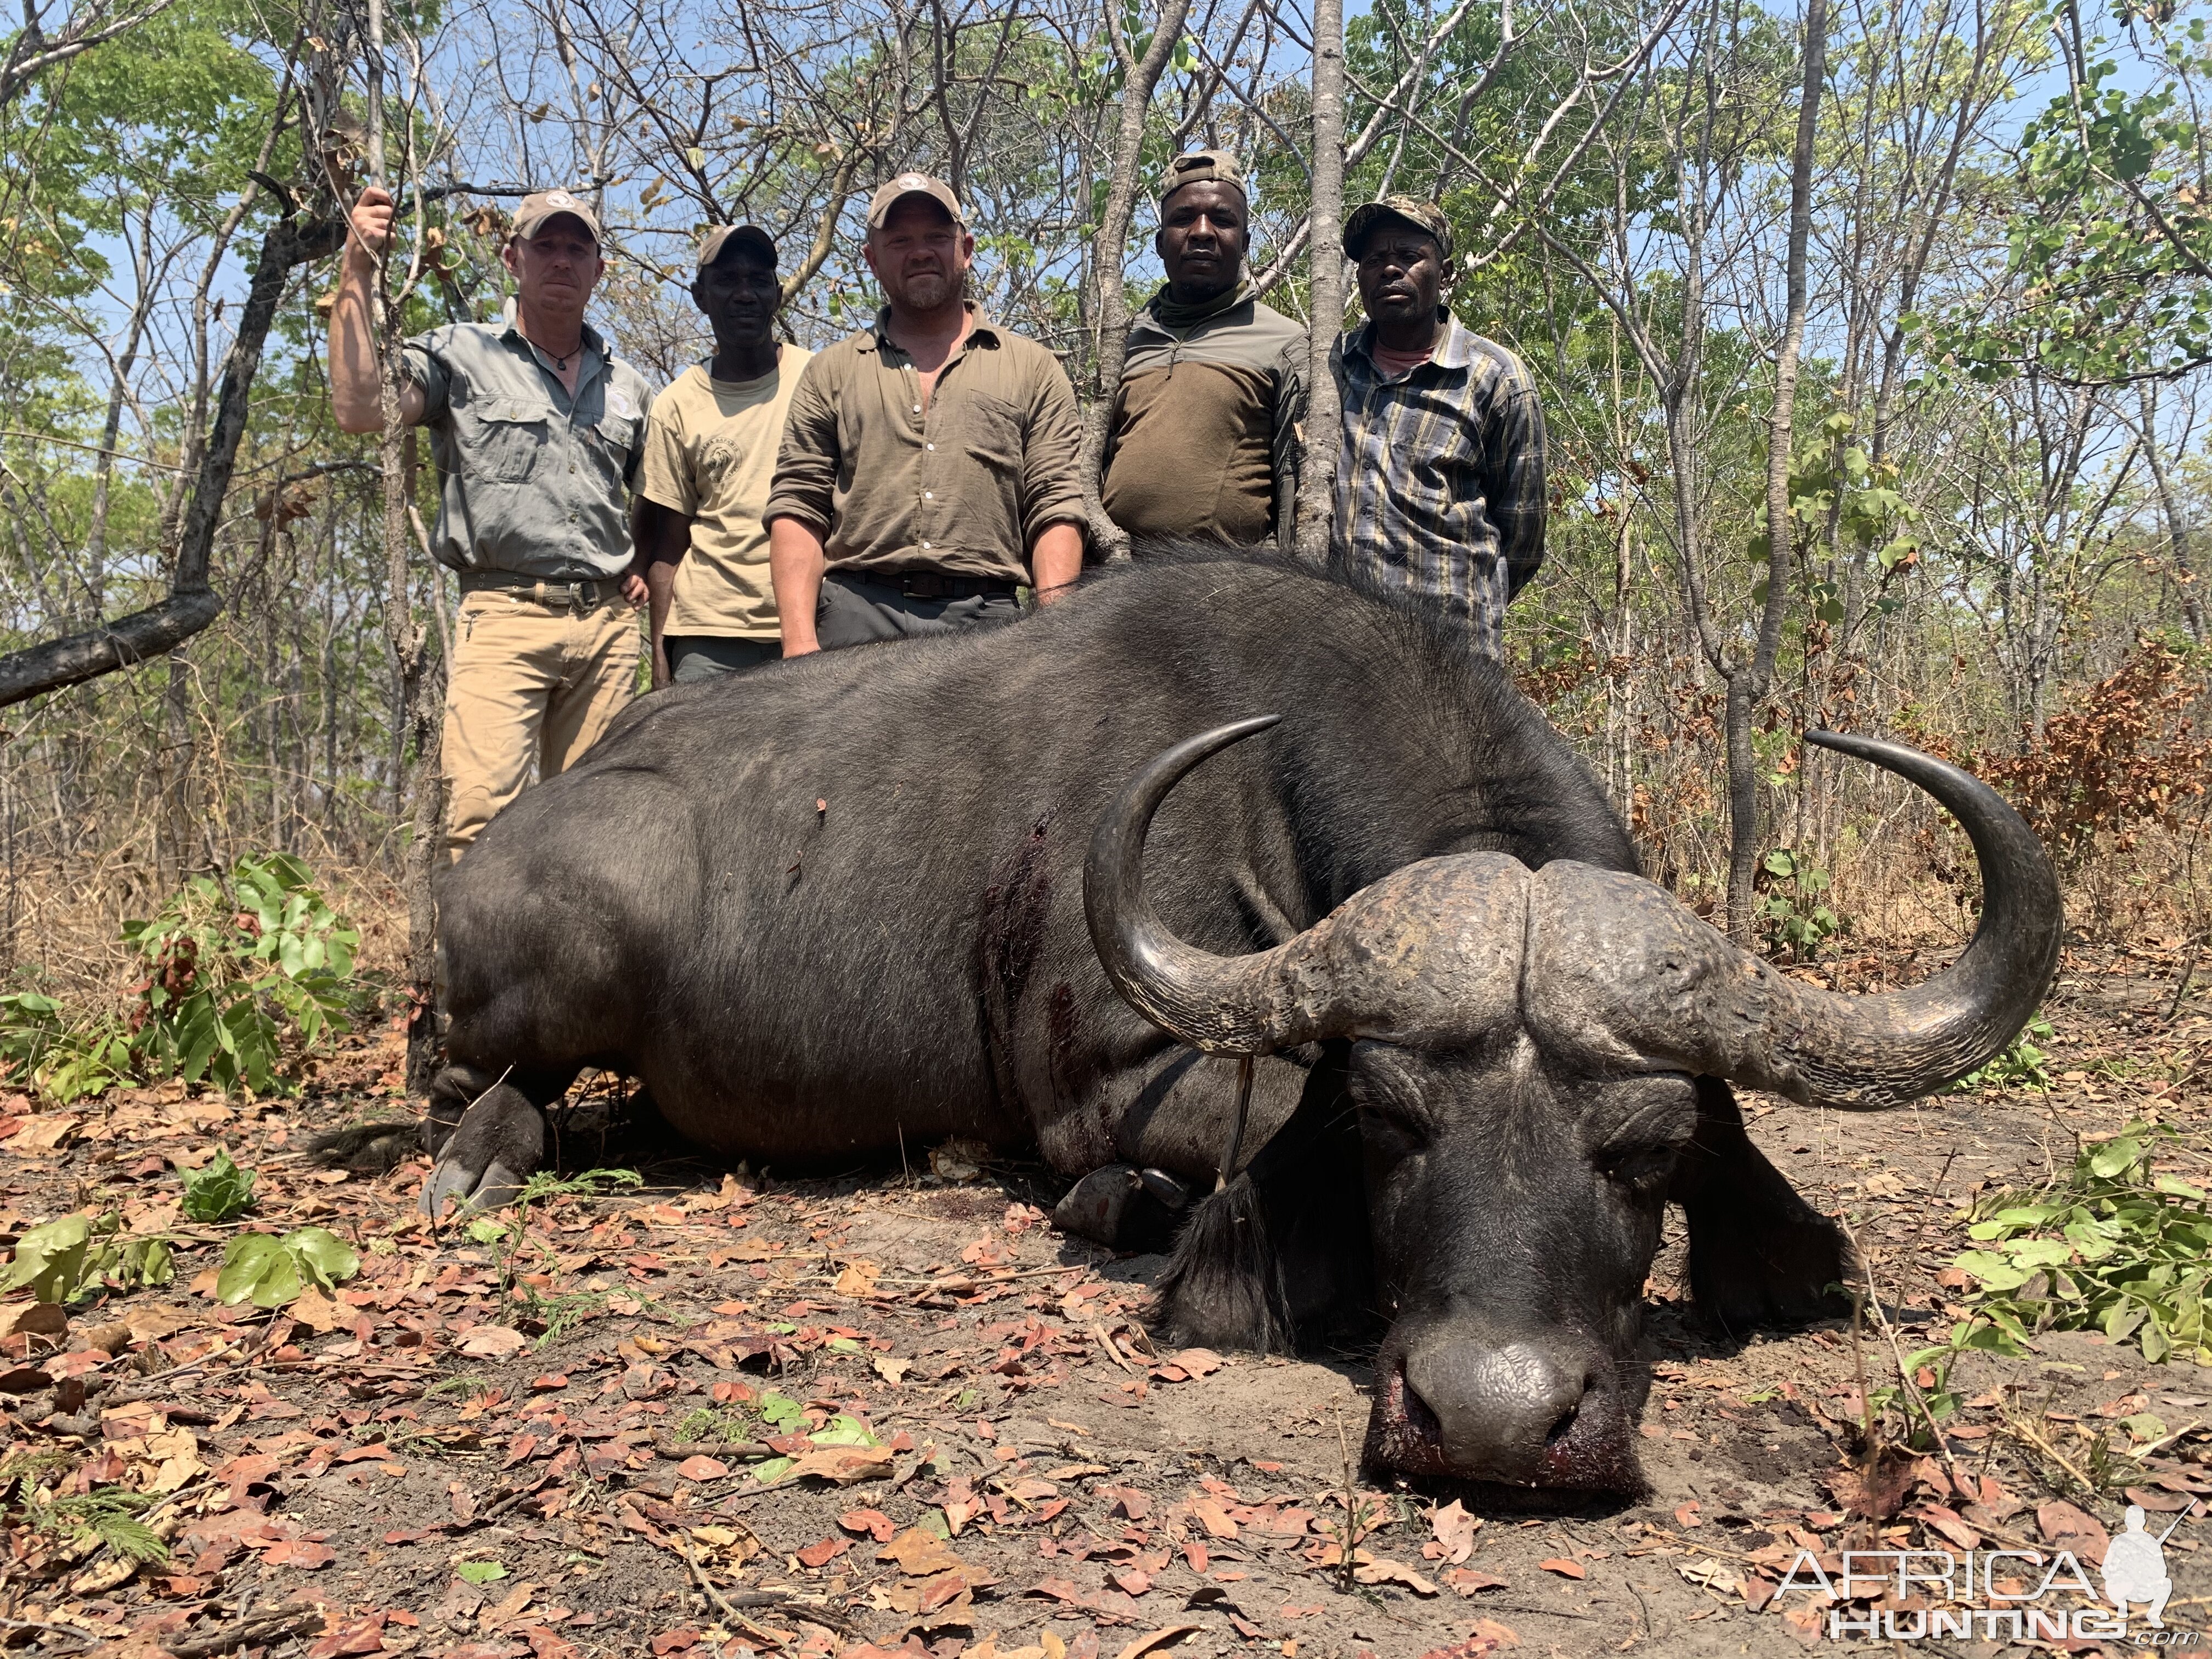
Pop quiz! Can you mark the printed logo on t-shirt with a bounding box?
[698,432,744,483]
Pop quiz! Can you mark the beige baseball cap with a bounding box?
[511,189,602,244]
[697,224,777,269]
[866,171,966,230]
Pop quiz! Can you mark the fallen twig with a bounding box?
[161,1600,326,1658]
[676,1531,802,1647]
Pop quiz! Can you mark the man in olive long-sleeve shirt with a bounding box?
[765,172,1086,652]
[1102,150,1304,548]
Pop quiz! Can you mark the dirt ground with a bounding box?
[5,938,2212,1659]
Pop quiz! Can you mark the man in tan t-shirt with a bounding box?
[634,224,810,684]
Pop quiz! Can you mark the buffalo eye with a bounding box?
[1596,1141,1681,1192]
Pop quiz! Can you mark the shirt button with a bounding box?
[924,491,933,499]
[922,540,932,549]
[926,443,935,451]
[912,404,922,413]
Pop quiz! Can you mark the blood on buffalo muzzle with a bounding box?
[1084,716,2063,1491]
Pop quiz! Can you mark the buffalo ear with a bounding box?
[1670,1078,1853,1331]
[1151,1042,1374,1354]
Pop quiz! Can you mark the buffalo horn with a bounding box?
[1086,716,1329,1055]
[1728,730,2064,1106]
[1533,731,2065,1109]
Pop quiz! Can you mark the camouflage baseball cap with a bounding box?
[510,189,602,244]
[697,224,777,270]
[866,171,966,230]
[1159,149,1245,210]
[1345,196,1453,263]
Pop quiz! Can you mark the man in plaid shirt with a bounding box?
[1331,197,1548,661]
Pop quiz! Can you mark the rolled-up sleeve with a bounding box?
[763,356,840,535]
[401,329,452,425]
[1018,357,1086,549]
[1488,375,1547,597]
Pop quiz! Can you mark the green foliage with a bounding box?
[1,1212,172,1304]
[748,1397,876,1483]
[124,853,364,1096]
[181,1149,258,1222]
[455,1560,509,1584]
[1945,1017,2057,1093]
[1757,848,1841,958]
[24,1487,168,1565]
[1917,5,2212,382]
[1949,1121,2212,1364]
[213,1226,360,1309]
[0,988,134,1106]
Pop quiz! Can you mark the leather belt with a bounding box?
[839,569,1017,601]
[460,570,618,608]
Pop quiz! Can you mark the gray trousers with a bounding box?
[666,635,781,682]
[817,572,1021,649]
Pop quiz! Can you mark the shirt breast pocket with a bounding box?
[470,398,550,483]
[960,391,1026,467]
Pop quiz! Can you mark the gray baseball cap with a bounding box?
[866,171,966,230]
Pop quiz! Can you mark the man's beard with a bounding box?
[891,266,964,311]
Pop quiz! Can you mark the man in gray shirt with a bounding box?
[330,185,651,860]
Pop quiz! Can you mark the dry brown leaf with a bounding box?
[1113,1624,1205,1659]
[878,1526,967,1577]
[1430,1498,1480,1565]
[785,1443,895,1485]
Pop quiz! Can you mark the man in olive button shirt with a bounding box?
[764,171,1086,653]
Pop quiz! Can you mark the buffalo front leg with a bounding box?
[1671,1079,1853,1331]
[420,1064,572,1221]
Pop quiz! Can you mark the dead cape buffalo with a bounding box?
[360,553,2060,1494]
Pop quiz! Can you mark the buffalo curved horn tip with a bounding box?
[1774,728,2064,1107]
[1085,715,1295,1055]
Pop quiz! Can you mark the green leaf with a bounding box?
[456,1561,508,1584]
[182,1148,257,1222]
[284,1227,359,1288]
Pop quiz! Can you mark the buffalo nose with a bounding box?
[1403,1336,1590,1482]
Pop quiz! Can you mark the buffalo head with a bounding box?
[1085,718,2062,1493]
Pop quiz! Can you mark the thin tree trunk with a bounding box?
[1293,0,1347,565]
[1075,0,1196,560]
[362,0,444,1091]
[2138,381,2204,643]
[1723,0,1827,945]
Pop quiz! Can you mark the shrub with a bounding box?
[124,853,365,1095]
[1950,1121,2212,1363]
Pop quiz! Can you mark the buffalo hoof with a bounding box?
[1053,1164,1188,1253]
[419,1079,548,1224]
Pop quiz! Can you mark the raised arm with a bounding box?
[329,186,428,436]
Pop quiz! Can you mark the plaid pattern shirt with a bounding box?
[1331,313,1548,659]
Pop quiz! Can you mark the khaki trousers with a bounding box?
[442,590,641,861]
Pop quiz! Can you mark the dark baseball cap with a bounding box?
[1345,196,1454,262]
[697,224,776,269]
